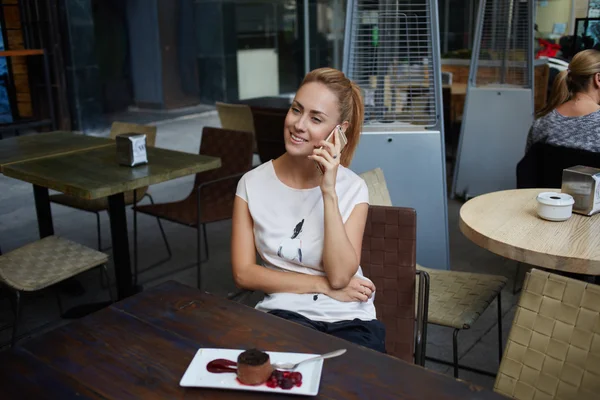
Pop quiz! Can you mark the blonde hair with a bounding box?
[537,49,600,118]
[300,68,364,167]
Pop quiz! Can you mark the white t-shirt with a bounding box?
[235,160,376,323]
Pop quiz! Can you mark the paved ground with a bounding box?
[0,108,524,390]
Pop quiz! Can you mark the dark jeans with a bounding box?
[268,309,386,353]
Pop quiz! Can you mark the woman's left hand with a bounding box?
[309,127,342,195]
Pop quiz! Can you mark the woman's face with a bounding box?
[283,82,345,159]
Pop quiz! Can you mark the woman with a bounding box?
[231,68,385,352]
[527,49,600,153]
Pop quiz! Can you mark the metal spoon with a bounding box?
[272,349,347,370]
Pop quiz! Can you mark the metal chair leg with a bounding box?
[453,329,460,378]
[202,224,209,261]
[131,193,172,285]
[197,194,205,290]
[102,265,114,303]
[95,212,102,251]
[11,291,22,348]
[197,225,202,290]
[497,292,503,364]
[145,194,172,259]
[55,289,64,316]
[415,270,430,367]
[513,262,524,294]
[133,190,138,285]
[99,266,110,289]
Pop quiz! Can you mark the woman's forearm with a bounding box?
[321,192,359,289]
[233,263,331,295]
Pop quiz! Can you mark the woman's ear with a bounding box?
[595,72,600,89]
[341,121,350,133]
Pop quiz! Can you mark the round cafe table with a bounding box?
[459,188,600,277]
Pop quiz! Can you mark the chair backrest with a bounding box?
[359,168,393,206]
[216,102,255,134]
[109,121,157,147]
[250,106,287,163]
[194,127,254,187]
[517,142,600,189]
[361,205,417,362]
[494,269,600,400]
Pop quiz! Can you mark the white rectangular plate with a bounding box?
[180,348,323,396]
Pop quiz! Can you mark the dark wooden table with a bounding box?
[0,281,507,399]
[3,145,221,300]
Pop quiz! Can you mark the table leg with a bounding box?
[107,192,136,300]
[33,185,54,238]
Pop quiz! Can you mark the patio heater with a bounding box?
[344,0,449,270]
[452,0,535,199]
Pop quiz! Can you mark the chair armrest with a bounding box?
[415,269,430,367]
[196,172,247,194]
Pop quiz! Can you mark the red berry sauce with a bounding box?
[206,358,303,390]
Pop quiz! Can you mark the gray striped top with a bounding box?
[527,109,600,153]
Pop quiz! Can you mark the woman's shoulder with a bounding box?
[338,165,365,184]
[337,166,368,194]
[533,110,558,127]
[537,109,600,132]
[240,161,272,182]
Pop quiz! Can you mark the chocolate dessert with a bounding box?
[236,349,274,385]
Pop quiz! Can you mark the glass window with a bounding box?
[232,0,348,100]
[439,0,480,56]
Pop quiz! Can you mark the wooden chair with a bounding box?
[494,269,600,400]
[0,236,110,347]
[49,122,171,265]
[134,127,254,288]
[250,106,287,163]
[359,168,393,207]
[362,205,429,365]
[215,102,256,152]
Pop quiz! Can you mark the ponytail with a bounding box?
[340,82,364,167]
[537,49,600,118]
[537,70,569,118]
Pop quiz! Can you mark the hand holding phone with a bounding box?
[315,125,348,174]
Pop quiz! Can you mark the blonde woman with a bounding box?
[527,49,600,153]
[231,68,385,352]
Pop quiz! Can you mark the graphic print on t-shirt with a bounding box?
[277,219,304,262]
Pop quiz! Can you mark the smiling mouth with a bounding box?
[290,133,308,143]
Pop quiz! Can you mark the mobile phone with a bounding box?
[315,125,348,174]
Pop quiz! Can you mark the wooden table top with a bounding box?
[460,189,600,275]
[2,145,221,200]
[0,281,505,399]
[0,131,114,172]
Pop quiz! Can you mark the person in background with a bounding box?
[231,68,386,353]
[527,49,600,153]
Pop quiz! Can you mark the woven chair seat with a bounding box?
[417,264,507,329]
[0,236,108,291]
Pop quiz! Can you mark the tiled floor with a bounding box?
[0,109,523,390]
